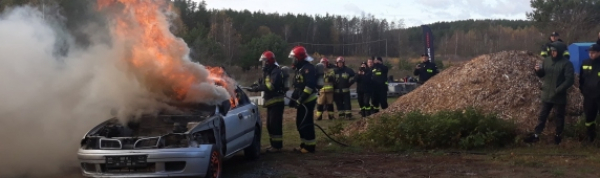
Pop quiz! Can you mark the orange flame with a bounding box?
[97,0,236,107]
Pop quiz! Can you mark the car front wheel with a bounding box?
[243,125,261,160]
[205,145,222,178]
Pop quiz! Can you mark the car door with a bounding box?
[223,87,257,156]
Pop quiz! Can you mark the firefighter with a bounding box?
[541,32,570,59]
[413,54,439,84]
[316,58,336,120]
[524,44,574,145]
[579,44,600,143]
[370,57,389,113]
[247,51,286,153]
[288,46,318,153]
[333,56,356,119]
[356,61,373,117]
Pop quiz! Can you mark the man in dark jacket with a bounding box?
[524,45,575,145]
[579,44,600,143]
[333,56,356,119]
[356,61,373,117]
[247,51,285,153]
[370,57,389,113]
[413,54,439,84]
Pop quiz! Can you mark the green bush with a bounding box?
[358,108,517,150]
[397,59,416,71]
[563,116,591,141]
[434,59,444,70]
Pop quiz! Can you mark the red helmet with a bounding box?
[259,51,276,65]
[336,56,345,63]
[288,46,313,62]
[320,58,328,64]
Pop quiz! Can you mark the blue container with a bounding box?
[569,42,595,74]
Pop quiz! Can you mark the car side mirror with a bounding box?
[218,100,230,116]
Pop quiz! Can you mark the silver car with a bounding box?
[77,86,262,178]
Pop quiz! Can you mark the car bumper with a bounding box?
[77,145,214,178]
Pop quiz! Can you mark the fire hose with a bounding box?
[241,87,349,147]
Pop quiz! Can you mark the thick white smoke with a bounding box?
[0,3,228,177]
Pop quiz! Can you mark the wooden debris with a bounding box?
[345,51,583,134]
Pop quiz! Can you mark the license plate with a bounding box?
[105,155,147,168]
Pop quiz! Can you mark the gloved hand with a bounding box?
[258,78,264,85]
[247,83,259,92]
[297,93,309,105]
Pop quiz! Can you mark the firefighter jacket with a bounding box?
[579,58,600,99]
[371,63,389,87]
[535,50,574,104]
[356,67,373,93]
[333,66,356,93]
[322,64,336,92]
[413,61,439,84]
[256,66,285,107]
[292,61,318,104]
[541,39,569,58]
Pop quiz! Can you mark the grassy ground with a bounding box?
[217,97,600,178]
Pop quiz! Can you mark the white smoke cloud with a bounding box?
[0,2,231,177]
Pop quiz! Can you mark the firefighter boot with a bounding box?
[587,126,596,143]
[316,115,323,121]
[523,133,540,143]
[328,114,335,120]
[554,134,562,145]
[372,107,380,114]
[346,113,353,120]
[338,112,345,119]
[360,109,366,117]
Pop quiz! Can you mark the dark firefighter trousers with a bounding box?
[266,102,285,149]
[297,99,317,152]
[334,91,352,118]
[583,98,600,141]
[534,102,566,136]
[357,91,371,116]
[370,84,388,112]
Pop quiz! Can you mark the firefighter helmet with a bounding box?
[259,51,276,65]
[320,58,329,64]
[288,46,313,62]
[336,56,345,63]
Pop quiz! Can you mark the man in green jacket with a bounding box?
[524,45,575,145]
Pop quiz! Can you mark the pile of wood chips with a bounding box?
[345,51,584,134]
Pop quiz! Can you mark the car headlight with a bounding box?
[191,130,216,147]
[160,134,189,148]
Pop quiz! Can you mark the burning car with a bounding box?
[77,86,261,178]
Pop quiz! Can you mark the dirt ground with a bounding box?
[47,98,600,178]
[51,150,600,178]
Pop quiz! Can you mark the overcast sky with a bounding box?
[199,0,532,27]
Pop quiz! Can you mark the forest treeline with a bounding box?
[2,0,599,69]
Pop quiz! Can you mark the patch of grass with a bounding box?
[511,157,545,168]
[357,107,517,150]
[551,168,565,177]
